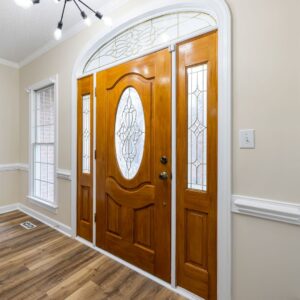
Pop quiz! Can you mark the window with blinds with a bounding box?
[31,85,56,204]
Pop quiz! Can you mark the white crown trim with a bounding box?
[0,58,19,69]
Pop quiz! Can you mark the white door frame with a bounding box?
[71,1,232,299]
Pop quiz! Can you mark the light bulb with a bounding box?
[14,0,33,9]
[54,28,62,40]
[103,16,113,27]
[84,17,91,26]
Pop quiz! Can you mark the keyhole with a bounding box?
[160,156,168,165]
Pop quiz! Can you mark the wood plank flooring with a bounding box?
[0,211,186,300]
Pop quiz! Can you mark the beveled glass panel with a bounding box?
[115,87,145,180]
[82,95,91,174]
[83,12,216,74]
[187,64,208,191]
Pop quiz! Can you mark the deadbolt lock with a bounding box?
[160,156,168,165]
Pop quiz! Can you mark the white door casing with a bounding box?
[72,1,232,299]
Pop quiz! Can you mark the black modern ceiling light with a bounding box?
[15,0,111,40]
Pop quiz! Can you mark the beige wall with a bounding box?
[8,0,300,298]
[0,64,20,205]
[232,214,300,300]
[0,172,20,206]
[228,0,300,203]
[0,64,19,163]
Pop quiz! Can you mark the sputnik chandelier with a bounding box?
[14,0,110,40]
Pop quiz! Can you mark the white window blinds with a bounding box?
[32,85,55,203]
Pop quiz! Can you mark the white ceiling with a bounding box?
[0,0,110,64]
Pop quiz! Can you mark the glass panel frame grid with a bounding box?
[32,85,56,203]
[115,87,145,180]
[82,94,91,174]
[83,12,216,74]
[187,64,208,191]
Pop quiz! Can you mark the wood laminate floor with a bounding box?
[0,211,186,300]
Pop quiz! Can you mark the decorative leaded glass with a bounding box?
[187,64,208,191]
[83,12,216,74]
[82,95,91,174]
[115,87,145,179]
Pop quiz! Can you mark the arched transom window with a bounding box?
[83,11,217,74]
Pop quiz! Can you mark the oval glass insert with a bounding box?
[115,87,145,179]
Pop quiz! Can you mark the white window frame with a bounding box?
[27,75,59,211]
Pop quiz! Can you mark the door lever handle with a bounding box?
[159,171,169,180]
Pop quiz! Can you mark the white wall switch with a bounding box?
[239,129,255,149]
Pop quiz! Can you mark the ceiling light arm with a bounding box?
[59,0,67,24]
[73,0,89,21]
[77,0,103,19]
[76,0,95,13]
[15,0,105,40]
[73,0,83,13]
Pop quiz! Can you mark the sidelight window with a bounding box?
[187,64,208,191]
[82,95,91,174]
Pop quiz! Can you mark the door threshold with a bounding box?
[75,236,204,300]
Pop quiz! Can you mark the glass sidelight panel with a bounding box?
[115,87,145,180]
[187,64,208,191]
[82,94,91,174]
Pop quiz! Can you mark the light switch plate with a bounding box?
[239,129,255,149]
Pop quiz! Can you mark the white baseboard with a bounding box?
[232,195,300,225]
[18,204,72,236]
[0,202,72,237]
[0,203,19,214]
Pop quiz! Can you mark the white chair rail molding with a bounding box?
[232,195,300,226]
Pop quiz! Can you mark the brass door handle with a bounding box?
[159,171,169,180]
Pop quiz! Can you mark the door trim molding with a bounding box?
[232,195,300,225]
[72,1,232,299]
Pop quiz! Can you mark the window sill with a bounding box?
[27,196,58,213]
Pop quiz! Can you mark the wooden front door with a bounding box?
[77,75,94,242]
[96,49,172,281]
[176,31,218,299]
